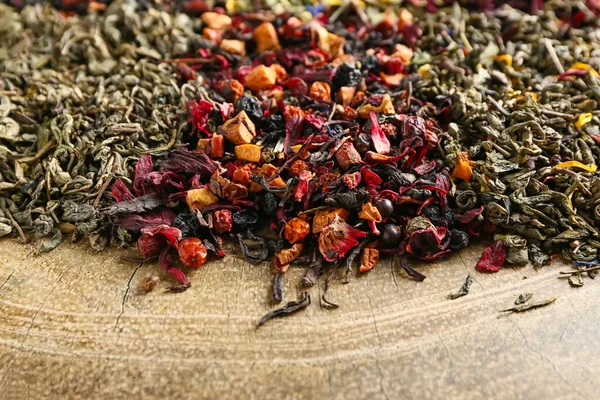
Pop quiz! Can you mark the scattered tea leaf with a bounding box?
[515,293,533,305]
[257,292,311,327]
[501,297,558,313]
[447,274,473,300]
[272,273,283,303]
[400,257,426,282]
[569,274,584,288]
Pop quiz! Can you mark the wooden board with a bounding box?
[0,238,599,399]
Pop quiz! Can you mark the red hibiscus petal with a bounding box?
[370,112,391,154]
[476,240,506,273]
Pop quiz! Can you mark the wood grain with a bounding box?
[0,238,599,399]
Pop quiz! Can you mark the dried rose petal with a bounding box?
[318,214,367,262]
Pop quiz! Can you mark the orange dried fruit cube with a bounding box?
[220,39,246,56]
[235,144,262,163]
[186,187,218,211]
[253,22,281,53]
[218,110,256,144]
[244,65,277,93]
[201,12,232,30]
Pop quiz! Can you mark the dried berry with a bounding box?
[235,95,263,122]
[232,208,259,230]
[309,81,331,101]
[380,224,401,246]
[333,63,361,88]
[139,275,159,291]
[373,198,394,219]
[178,237,208,268]
[214,209,233,234]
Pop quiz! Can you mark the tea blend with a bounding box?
[2,1,600,325]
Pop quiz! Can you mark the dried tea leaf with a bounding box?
[501,297,558,313]
[515,293,534,305]
[272,273,283,303]
[400,257,426,282]
[568,274,584,288]
[257,292,311,327]
[448,274,473,300]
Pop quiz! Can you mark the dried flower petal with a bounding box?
[318,214,367,262]
[476,240,507,273]
[359,202,383,223]
[369,112,391,154]
[360,248,379,273]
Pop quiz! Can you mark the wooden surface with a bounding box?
[0,239,599,400]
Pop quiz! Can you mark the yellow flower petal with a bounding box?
[417,64,431,79]
[494,54,513,67]
[567,62,600,77]
[574,113,593,129]
[552,160,597,173]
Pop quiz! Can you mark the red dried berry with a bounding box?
[137,234,165,258]
[214,209,233,234]
[178,237,208,268]
[286,77,309,97]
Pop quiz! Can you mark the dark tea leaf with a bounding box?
[400,257,426,282]
[501,297,558,313]
[257,292,311,327]
[272,273,283,303]
[448,274,473,300]
[515,293,534,305]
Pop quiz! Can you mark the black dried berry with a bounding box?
[263,192,278,216]
[233,208,259,230]
[173,213,200,239]
[333,63,361,88]
[449,230,470,251]
[235,95,262,121]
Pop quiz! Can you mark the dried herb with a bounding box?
[4,0,600,322]
[515,293,534,305]
[501,297,558,313]
[400,257,426,282]
[448,274,473,300]
[257,292,311,327]
[272,273,283,303]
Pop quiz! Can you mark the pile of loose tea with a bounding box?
[2,1,600,323]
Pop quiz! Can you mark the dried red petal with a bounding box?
[369,112,391,154]
[159,247,188,285]
[141,225,182,249]
[133,154,154,196]
[318,214,367,262]
[113,209,176,233]
[295,170,313,202]
[406,225,451,261]
[188,100,214,136]
[476,240,507,273]
[136,233,166,258]
[360,166,383,185]
[111,179,134,202]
